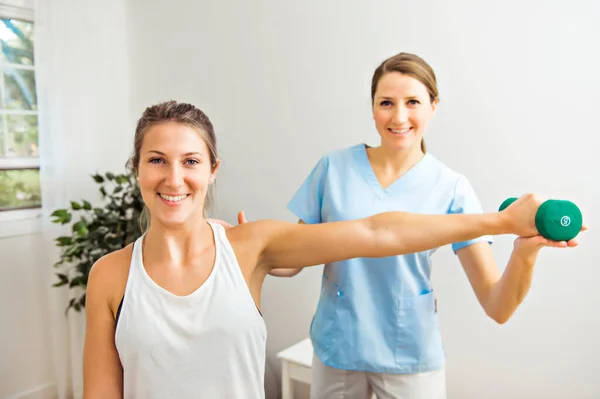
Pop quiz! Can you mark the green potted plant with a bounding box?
[50,172,145,313]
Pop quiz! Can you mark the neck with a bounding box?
[368,144,425,175]
[143,217,213,265]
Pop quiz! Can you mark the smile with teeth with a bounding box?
[389,127,412,134]
[158,193,189,202]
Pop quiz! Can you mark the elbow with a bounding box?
[268,268,302,278]
[362,216,390,256]
[83,387,123,399]
[489,313,509,325]
[485,307,513,325]
[482,297,512,325]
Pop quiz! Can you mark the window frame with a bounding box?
[0,0,41,237]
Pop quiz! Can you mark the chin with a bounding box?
[155,215,191,229]
[384,139,418,151]
[148,207,192,228]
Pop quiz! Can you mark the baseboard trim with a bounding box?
[4,383,57,399]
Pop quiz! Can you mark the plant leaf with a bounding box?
[51,209,68,218]
[55,236,72,246]
[69,276,85,288]
[65,298,77,314]
[79,294,86,308]
[72,221,88,237]
[53,273,69,287]
[50,209,72,224]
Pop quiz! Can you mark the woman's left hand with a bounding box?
[513,223,587,257]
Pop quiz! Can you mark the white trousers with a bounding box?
[310,354,447,399]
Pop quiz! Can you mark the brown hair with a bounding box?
[126,101,219,230]
[371,53,439,153]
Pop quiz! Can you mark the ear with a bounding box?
[371,100,376,120]
[209,159,221,183]
[431,98,439,114]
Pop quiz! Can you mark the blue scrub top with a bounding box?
[287,144,493,374]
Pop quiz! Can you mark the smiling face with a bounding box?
[369,53,440,154]
[136,121,219,228]
[372,71,438,153]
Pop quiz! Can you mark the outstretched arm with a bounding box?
[256,194,545,270]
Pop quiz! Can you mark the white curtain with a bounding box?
[34,1,133,397]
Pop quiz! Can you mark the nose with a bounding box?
[165,164,184,188]
[392,104,408,124]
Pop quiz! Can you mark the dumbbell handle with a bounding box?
[499,197,582,241]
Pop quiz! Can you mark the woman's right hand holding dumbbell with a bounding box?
[501,193,544,237]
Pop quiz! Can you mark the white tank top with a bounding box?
[115,222,267,399]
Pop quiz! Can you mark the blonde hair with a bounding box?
[371,53,439,153]
[126,101,218,231]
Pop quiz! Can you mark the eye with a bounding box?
[379,100,393,107]
[148,157,164,164]
[407,99,420,106]
[185,159,200,166]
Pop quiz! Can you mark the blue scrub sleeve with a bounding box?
[449,175,494,253]
[286,155,329,225]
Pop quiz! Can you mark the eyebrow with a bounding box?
[147,150,205,156]
[377,95,422,100]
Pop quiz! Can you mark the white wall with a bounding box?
[126,1,600,398]
[0,234,56,399]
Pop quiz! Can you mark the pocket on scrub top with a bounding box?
[309,274,341,354]
[394,290,443,367]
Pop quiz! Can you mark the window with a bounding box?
[0,14,40,212]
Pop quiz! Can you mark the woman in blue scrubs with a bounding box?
[270,52,570,398]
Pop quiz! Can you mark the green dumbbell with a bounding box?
[499,197,583,241]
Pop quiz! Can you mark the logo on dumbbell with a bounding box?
[561,216,571,227]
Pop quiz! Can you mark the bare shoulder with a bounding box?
[223,220,292,271]
[90,245,135,286]
[88,244,135,319]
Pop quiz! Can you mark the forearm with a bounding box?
[486,250,539,323]
[369,211,511,257]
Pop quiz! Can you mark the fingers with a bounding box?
[238,210,248,224]
[517,236,572,249]
[566,239,579,247]
[541,239,573,248]
[547,241,569,248]
[206,211,248,229]
[535,238,577,248]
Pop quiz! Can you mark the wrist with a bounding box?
[487,212,512,236]
[511,244,541,264]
